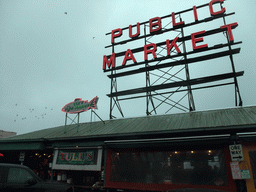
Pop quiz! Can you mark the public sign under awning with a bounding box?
[57,150,95,165]
[52,147,102,171]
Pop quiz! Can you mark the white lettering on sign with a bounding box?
[229,144,244,162]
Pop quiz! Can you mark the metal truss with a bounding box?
[143,14,195,115]
[64,113,80,133]
[105,1,243,119]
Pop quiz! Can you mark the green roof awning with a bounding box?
[0,141,45,150]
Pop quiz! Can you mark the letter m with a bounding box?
[103,53,115,70]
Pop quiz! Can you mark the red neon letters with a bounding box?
[191,30,208,50]
[166,37,181,55]
[129,23,140,38]
[149,17,162,33]
[122,49,137,65]
[209,0,225,16]
[110,0,226,44]
[172,12,185,27]
[220,22,238,42]
[193,6,198,21]
[111,28,122,44]
[103,53,115,70]
[103,0,236,70]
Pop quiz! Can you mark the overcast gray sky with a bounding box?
[1,0,256,135]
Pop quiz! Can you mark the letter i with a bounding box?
[193,6,198,22]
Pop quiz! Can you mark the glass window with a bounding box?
[7,168,34,184]
[110,149,228,186]
[249,151,256,188]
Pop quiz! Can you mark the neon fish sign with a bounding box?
[62,96,99,114]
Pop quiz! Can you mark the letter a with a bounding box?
[122,49,137,66]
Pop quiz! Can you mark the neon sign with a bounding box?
[61,96,99,114]
[103,0,238,71]
[103,0,243,118]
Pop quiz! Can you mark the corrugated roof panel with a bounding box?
[1,106,256,141]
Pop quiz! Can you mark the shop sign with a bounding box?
[229,144,244,161]
[103,0,237,70]
[230,161,251,179]
[57,150,95,165]
[61,96,98,114]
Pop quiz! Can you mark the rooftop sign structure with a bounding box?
[62,96,99,114]
[103,0,243,119]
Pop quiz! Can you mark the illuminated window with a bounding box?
[110,149,228,186]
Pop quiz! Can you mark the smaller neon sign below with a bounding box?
[62,96,99,114]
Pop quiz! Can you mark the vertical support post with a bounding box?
[77,112,80,132]
[50,169,54,181]
[109,37,124,119]
[144,24,156,115]
[64,113,80,134]
[64,113,68,134]
[180,16,195,112]
[221,3,242,107]
[103,145,108,187]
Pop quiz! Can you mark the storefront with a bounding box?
[1,106,256,192]
[105,138,238,191]
[51,147,103,186]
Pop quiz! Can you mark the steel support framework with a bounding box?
[104,1,243,119]
[64,113,80,133]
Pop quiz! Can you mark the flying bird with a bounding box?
[64,12,67,14]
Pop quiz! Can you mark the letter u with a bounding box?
[129,22,140,38]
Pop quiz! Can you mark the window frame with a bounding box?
[105,145,237,192]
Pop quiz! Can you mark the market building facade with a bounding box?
[1,106,256,192]
[1,1,254,192]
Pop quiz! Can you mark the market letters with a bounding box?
[103,0,237,70]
